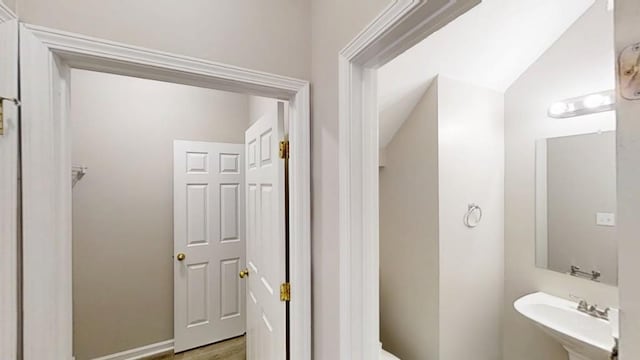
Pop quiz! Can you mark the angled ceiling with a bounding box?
[377,0,597,148]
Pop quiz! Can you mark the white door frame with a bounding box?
[19,24,310,360]
[0,3,18,360]
[338,0,479,358]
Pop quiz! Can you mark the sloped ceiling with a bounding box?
[377,0,598,148]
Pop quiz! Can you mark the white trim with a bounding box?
[0,1,16,22]
[20,24,311,360]
[0,15,18,360]
[90,339,174,360]
[535,140,549,268]
[338,0,480,359]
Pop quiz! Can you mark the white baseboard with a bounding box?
[90,339,174,360]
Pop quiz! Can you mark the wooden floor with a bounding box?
[149,336,246,360]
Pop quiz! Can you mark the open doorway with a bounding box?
[70,70,288,359]
[340,0,617,359]
[19,24,310,360]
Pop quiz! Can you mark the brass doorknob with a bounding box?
[176,253,186,261]
[239,269,249,278]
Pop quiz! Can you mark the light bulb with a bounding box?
[583,94,607,109]
[549,102,569,116]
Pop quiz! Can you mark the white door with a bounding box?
[245,102,287,360]
[173,140,246,353]
[0,15,18,360]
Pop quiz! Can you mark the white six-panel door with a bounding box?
[173,140,245,353]
[245,103,286,360]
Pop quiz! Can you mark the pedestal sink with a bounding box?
[514,292,618,360]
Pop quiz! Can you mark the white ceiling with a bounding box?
[377,0,597,148]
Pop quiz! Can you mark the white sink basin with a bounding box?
[514,292,617,360]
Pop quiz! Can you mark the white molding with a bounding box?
[90,339,174,360]
[340,0,419,62]
[20,24,311,360]
[0,17,18,360]
[535,140,549,268]
[0,1,16,23]
[338,0,480,359]
[23,24,306,97]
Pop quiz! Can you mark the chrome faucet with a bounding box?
[570,295,610,320]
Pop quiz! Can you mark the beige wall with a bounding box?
[379,81,439,360]
[437,76,504,360]
[615,0,640,357]
[71,70,250,360]
[249,96,277,125]
[504,2,618,359]
[310,1,390,357]
[14,0,310,80]
[546,132,617,285]
[2,0,15,12]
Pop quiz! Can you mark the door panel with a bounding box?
[187,262,209,326]
[221,258,241,318]
[187,184,208,245]
[174,141,245,353]
[245,103,286,360]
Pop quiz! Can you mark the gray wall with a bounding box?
[504,2,618,359]
[379,76,504,360]
[546,132,617,284]
[379,80,440,360]
[71,69,250,360]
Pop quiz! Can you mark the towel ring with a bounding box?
[464,204,482,228]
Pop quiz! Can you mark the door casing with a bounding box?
[338,0,481,359]
[0,4,18,360]
[19,23,310,360]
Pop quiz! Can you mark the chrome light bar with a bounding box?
[548,90,616,119]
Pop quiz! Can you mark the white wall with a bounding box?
[437,76,504,360]
[504,2,618,359]
[14,0,311,80]
[379,76,503,360]
[614,0,640,357]
[70,69,250,360]
[379,81,440,360]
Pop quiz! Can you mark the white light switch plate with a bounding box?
[596,212,615,227]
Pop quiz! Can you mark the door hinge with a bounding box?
[280,282,291,302]
[279,140,290,159]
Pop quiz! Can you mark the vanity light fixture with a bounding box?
[547,90,615,118]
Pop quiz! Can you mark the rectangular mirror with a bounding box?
[535,131,617,285]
